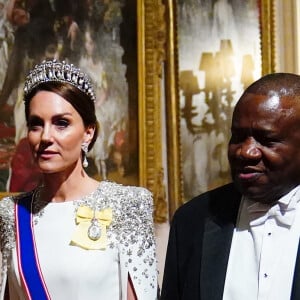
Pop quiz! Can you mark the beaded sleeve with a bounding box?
[0,196,16,299]
[75,181,158,299]
[113,185,158,299]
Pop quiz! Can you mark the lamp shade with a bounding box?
[219,39,234,56]
[179,70,200,94]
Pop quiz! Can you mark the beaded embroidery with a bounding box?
[0,181,158,297]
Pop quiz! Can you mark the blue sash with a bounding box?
[15,194,50,299]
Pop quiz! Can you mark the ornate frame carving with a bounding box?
[165,0,276,218]
[138,0,167,222]
[260,0,276,74]
[164,0,183,220]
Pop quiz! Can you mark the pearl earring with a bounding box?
[81,143,89,168]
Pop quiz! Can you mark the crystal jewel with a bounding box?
[88,218,101,240]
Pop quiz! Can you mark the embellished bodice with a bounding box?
[0,181,158,299]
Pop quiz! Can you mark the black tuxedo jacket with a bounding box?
[160,183,300,300]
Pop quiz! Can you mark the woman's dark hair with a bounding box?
[24,81,99,150]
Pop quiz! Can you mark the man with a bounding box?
[161,73,300,300]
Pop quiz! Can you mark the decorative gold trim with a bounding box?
[261,0,276,74]
[138,0,168,222]
[164,0,184,220]
[0,192,17,199]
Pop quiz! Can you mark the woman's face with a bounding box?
[27,91,93,173]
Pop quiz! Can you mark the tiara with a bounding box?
[23,60,96,102]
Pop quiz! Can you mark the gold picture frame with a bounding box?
[165,0,276,218]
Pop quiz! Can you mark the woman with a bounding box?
[0,60,158,299]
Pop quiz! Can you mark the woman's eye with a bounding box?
[28,125,40,131]
[55,119,69,128]
[27,118,43,130]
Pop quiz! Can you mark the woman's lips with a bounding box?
[38,151,58,159]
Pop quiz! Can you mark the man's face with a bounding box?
[228,92,300,203]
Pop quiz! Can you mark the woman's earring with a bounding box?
[81,143,89,168]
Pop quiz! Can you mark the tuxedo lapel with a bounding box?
[200,218,235,300]
[199,183,241,300]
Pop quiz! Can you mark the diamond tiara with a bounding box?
[23,60,96,102]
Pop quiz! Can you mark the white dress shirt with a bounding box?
[223,186,300,300]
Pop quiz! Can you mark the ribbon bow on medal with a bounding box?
[70,206,112,250]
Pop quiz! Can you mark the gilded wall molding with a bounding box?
[164,0,184,219]
[261,0,276,74]
[138,0,168,222]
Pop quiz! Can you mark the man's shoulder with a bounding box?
[174,183,240,222]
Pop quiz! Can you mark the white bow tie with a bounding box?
[248,202,297,227]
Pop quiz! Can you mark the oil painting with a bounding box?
[0,0,138,192]
[176,0,269,201]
